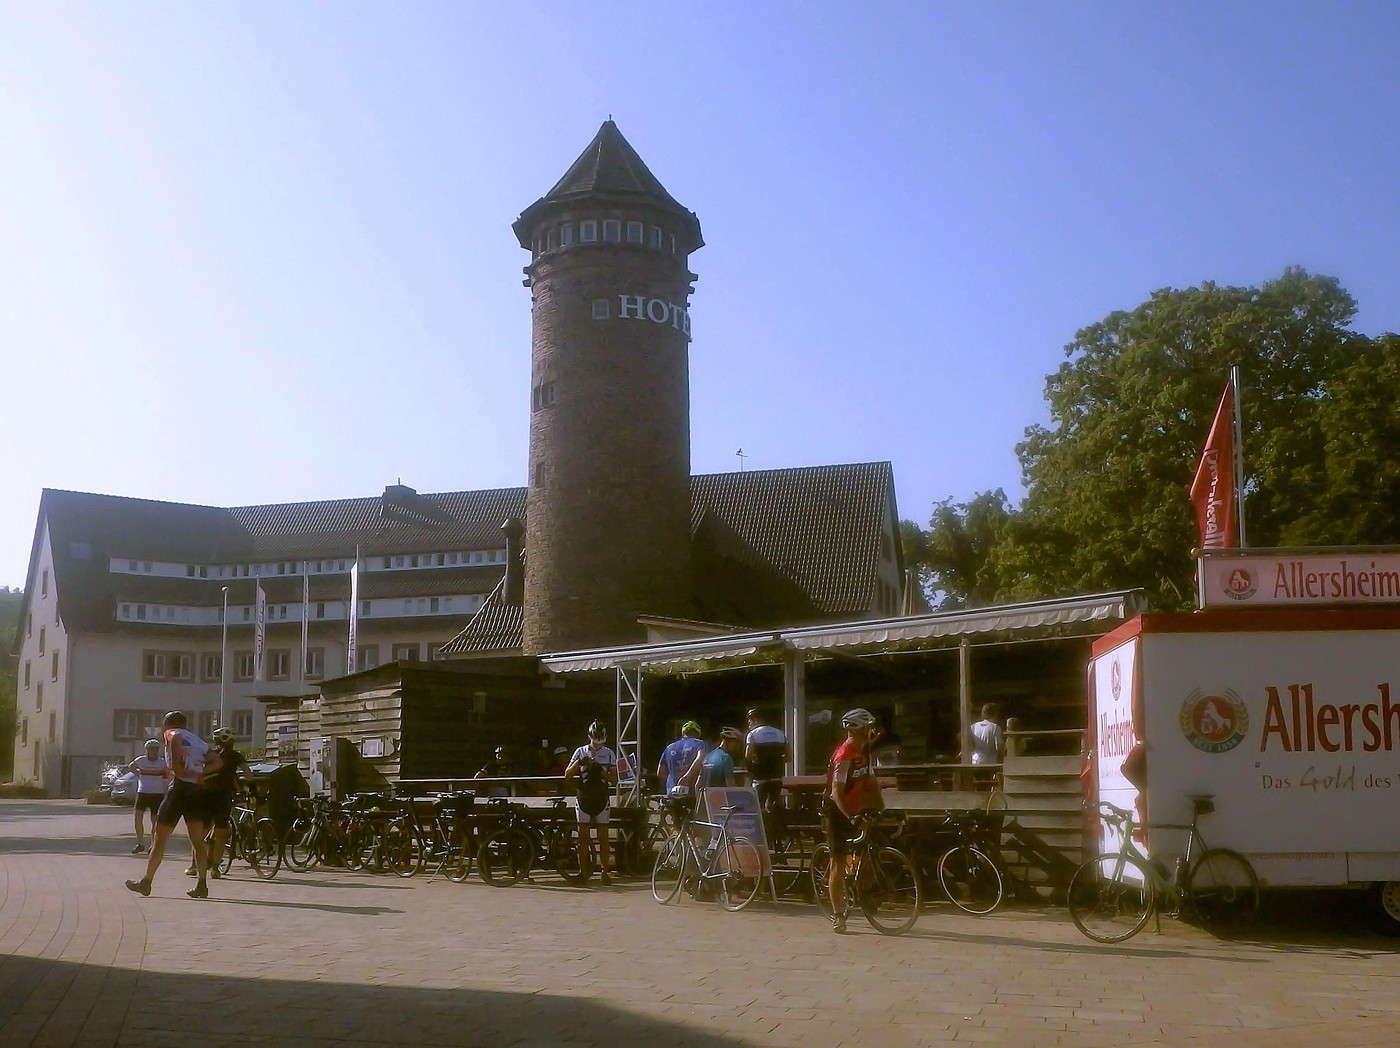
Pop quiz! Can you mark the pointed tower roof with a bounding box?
[514,120,702,249]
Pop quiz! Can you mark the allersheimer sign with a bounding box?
[1199,551,1400,610]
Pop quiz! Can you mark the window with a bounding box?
[234,651,255,682]
[411,555,420,567]
[670,233,677,254]
[50,650,58,681]
[430,597,439,613]
[172,654,193,681]
[316,602,326,619]
[41,569,48,596]
[448,553,459,565]
[279,604,288,620]
[403,599,413,615]
[357,645,380,671]
[128,560,137,571]
[36,682,42,712]
[232,709,253,737]
[199,566,208,578]
[560,223,573,246]
[533,462,546,487]
[361,600,371,616]
[166,607,175,620]
[626,221,643,244]
[26,613,31,637]
[24,660,30,688]
[392,643,420,663]
[21,718,27,746]
[580,220,597,242]
[532,381,556,410]
[383,556,391,569]
[186,565,196,577]
[546,228,556,251]
[137,605,147,621]
[48,712,55,743]
[270,650,291,681]
[592,298,610,320]
[38,627,45,654]
[395,556,405,568]
[143,561,152,572]
[121,604,130,619]
[202,653,222,682]
[242,607,251,622]
[603,219,620,242]
[650,226,662,249]
[436,553,445,566]
[305,648,324,679]
[143,651,168,680]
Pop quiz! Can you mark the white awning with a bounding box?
[783,591,1147,653]
[540,590,1145,675]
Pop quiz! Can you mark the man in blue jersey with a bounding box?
[657,721,707,795]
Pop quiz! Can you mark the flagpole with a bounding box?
[300,567,310,687]
[1230,363,1246,548]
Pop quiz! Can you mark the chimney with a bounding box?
[502,518,525,606]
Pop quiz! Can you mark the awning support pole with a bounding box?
[616,664,642,806]
[959,637,973,764]
[783,651,806,776]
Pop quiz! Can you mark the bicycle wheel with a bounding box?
[651,833,689,904]
[1185,848,1259,933]
[937,845,1004,915]
[445,825,474,883]
[719,836,763,912]
[282,821,312,871]
[247,819,282,879]
[1067,852,1156,943]
[861,846,921,935]
[809,844,835,917]
[384,822,424,878]
[479,828,531,886]
[343,823,370,871]
[216,830,235,876]
[768,827,809,899]
[552,824,588,885]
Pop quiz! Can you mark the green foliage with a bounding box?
[1,586,22,780]
[903,270,1400,613]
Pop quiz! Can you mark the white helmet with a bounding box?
[212,726,237,744]
[841,707,876,730]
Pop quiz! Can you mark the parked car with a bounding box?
[110,771,138,806]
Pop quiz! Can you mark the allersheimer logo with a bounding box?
[1223,567,1258,601]
[1179,688,1249,753]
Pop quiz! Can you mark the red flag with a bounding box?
[1190,381,1237,549]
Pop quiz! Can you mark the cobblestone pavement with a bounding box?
[2,800,1399,1047]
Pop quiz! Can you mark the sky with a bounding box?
[2,2,1398,588]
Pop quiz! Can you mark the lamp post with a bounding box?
[219,586,229,730]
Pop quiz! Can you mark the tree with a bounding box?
[986,269,1399,610]
[0,586,22,781]
[903,490,1012,609]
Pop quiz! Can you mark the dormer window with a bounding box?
[580,220,597,242]
[560,223,574,246]
[650,226,662,249]
[602,220,621,242]
[626,221,643,244]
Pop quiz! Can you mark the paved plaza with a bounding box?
[2,800,1398,1047]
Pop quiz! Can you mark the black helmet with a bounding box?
[587,720,606,742]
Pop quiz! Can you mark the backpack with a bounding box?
[576,754,611,815]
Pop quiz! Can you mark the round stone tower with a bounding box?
[513,121,703,654]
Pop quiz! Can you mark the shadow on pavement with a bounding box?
[0,953,760,1048]
[198,897,403,916]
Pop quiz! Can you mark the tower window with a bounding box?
[670,233,678,254]
[533,462,546,487]
[626,221,643,244]
[602,220,621,242]
[650,226,662,249]
[560,223,573,246]
[592,299,610,320]
[546,228,557,251]
[532,381,556,411]
[580,220,597,242]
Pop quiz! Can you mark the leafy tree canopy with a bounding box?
[905,270,1400,611]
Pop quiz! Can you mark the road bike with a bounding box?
[810,811,921,935]
[1067,796,1259,944]
[934,810,1005,915]
[477,798,587,886]
[217,800,282,879]
[651,804,763,912]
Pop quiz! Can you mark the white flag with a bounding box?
[300,571,310,683]
[347,553,359,674]
[253,581,268,683]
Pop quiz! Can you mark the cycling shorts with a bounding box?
[822,802,857,857]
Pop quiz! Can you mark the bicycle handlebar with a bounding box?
[1095,800,1136,826]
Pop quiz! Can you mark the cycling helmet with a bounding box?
[553,746,569,756]
[681,720,702,737]
[840,707,876,730]
[144,739,161,751]
[719,726,744,741]
[587,720,607,742]
[211,726,237,744]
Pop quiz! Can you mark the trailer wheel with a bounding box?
[1375,882,1400,935]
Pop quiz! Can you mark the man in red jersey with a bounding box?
[825,707,883,933]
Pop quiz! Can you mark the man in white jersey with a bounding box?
[125,739,171,854]
[126,711,222,900]
[565,721,617,886]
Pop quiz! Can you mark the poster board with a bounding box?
[700,786,771,881]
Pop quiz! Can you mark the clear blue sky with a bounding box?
[3,2,1398,587]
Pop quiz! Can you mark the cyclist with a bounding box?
[744,708,788,814]
[681,727,744,789]
[476,746,512,798]
[566,721,618,885]
[825,707,883,933]
[657,721,707,795]
[192,726,250,879]
[126,711,222,901]
[125,739,171,854]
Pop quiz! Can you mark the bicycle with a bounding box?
[477,798,586,887]
[349,800,424,878]
[1066,796,1259,944]
[809,811,921,935]
[651,804,763,912]
[934,810,1005,915]
[217,800,282,879]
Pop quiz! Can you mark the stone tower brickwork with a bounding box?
[513,121,704,654]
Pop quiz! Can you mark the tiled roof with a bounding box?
[437,580,524,657]
[33,461,896,648]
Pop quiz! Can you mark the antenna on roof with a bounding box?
[736,448,747,472]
